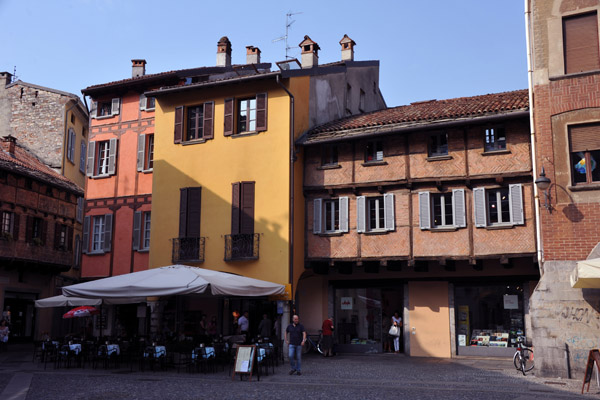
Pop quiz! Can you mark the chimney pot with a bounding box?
[131,59,147,78]
[2,135,16,155]
[246,46,261,64]
[0,72,12,87]
[339,34,356,62]
[217,36,232,67]
[298,35,320,69]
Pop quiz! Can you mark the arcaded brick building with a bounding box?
[297,90,539,358]
[527,0,600,378]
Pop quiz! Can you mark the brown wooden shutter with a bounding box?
[26,216,32,242]
[179,188,188,238]
[187,187,202,238]
[564,12,600,74]
[240,181,255,234]
[256,93,267,132]
[67,226,73,251]
[12,214,19,240]
[570,123,600,152]
[41,220,47,245]
[224,98,234,136]
[174,106,184,144]
[54,222,61,249]
[203,102,214,139]
[231,183,240,234]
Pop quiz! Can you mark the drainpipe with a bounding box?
[276,75,295,289]
[525,0,544,275]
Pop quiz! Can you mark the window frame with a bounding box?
[91,215,105,253]
[321,144,339,167]
[96,140,110,176]
[323,199,341,233]
[483,126,507,153]
[186,105,205,141]
[571,149,600,185]
[431,192,454,228]
[472,185,524,228]
[367,196,385,232]
[428,131,449,157]
[67,128,76,163]
[142,211,151,250]
[237,97,257,134]
[487,188,511,225]
[91,98,120,119]
[145,134,154,171]
[563,11,600,75]
[364,140,383,163]
[1,211,13,236]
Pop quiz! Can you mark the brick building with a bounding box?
[0,135,83,340]
[0,73,88,189]
[296,90,539,358]
[527,0,600,377]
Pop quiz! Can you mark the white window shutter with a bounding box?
[103,214,113,252]
[473,188,487,227]
[313,199,322,234]
[356,196,366,233]
[384,193,395,231]
[339,197,349,233]
[132,211,142,251]
[108,138,118,175]
[111,98,120,115]
[418,192,431,230]
[137,135,145,172]
[139,94,147,111]
[509,184,524,225]
[90,101,97,119]
[86,141,96,177]
[452,189,466,228]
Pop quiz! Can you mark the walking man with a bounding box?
[285,314,306,375]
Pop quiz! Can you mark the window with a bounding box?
[365,141,383,163]
[90,98,120,119]
[569,123,600,185]
[231,182,255,235]
[26,216,45,244]
[82,214,112,254]
[368,197,384,230]
[173,103,214,143]
[70,113,75,124]
[223,94,267,136]
[67,128,76,163]
[563,12,600,74]
[74,234,81,269]
[79,140,86,173]
[76,197,84,223]
[140,94,155,111]
[418,190,466,230]
[484,126,506,152]
[313,197,349,234]
[428,132,448,157]
[357,194,395,232]
[321,144,338,166]
[1,211,16,239]
[1,212,12,234]
[86,138,117,178]
[472,185,524,227]
[133,211,151,251]
[179,187,202,238]
[54,223,71,251]
[137,134,154,172]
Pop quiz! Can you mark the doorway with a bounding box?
[4,291,37,342]
[382,287,404,353]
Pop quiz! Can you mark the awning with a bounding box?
[35,295,146,308]
[570,258,600,288]
[62,265,286,299]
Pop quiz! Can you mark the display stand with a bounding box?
[232,345,257,381]
[581,349,600,394]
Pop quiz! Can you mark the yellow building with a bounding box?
[148,36,385,334]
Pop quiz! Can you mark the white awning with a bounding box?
[62,265,286,299]
[570,258,600,288]
[35,295,146,308]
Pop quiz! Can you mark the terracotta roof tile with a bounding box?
[301,89,529,145]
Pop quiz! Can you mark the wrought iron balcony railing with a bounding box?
[172,237,205,263]
[224,233,259,261]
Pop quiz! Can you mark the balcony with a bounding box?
[172,237,205,263]
[224,233,259,261]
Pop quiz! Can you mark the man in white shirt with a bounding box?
[238,311,249,341]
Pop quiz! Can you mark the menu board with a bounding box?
[232,345,256,381]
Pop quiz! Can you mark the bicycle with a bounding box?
[302,331,324,355]
[513,336,534,375]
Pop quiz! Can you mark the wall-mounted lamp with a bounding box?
[534,166,552,211]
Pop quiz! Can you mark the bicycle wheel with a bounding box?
[302,340,311,354]
[521,348,534,373]
[513,351,523,371]
[316,341,324,355]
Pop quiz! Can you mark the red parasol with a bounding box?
[63,306,100,319]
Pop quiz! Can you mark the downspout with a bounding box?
[276,75,295,291]
[525,0,544,275]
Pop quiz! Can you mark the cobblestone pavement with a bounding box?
[0,345,595,399]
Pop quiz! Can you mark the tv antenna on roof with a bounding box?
[272,11,302,60]
[12,66,18,83]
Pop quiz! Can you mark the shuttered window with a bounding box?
[179,187,202,238]
[67,128,76,163]
[137,134,154,172]
[313,197,349,234]
[133,211,151,251]
[570,123,600,184]
[231,182,255,234]
[472,185,524,227]
[91,98,120,119]
[563,12,600,74]
[173,103,214,143]
[87,139,117,178]
[428,132,448,157]
[419,190,466,230]
[26,216,46,244]
[224,94,267,136]
[356,194,395,232]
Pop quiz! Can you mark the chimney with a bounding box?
[339,34,356,62]
[0,72,12,87]
[217,36,232,67]
[2,135,16,156]
[246,46,261,64]
[299,35,320,69]
[131,59,146,78]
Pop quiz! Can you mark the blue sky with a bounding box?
[1,0,527,107]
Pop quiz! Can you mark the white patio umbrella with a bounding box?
[62,265,285,299]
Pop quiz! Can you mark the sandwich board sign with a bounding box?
[232,345,257,381]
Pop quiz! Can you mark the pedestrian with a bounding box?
[321,316,334,357]
[238,311,249,340]
[257,314,272,341]
[0,319,9,352]
[285,314,306,375]
[391,311,402,353]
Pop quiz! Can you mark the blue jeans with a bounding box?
[288,344,302,372]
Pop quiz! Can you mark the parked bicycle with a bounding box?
[302,331,324,355]
[513,336,534,375]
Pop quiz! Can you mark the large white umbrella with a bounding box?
[62,265,285,299]
[570,258,600,288]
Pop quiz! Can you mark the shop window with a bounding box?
[418,190,466,230]
[321,144,339,166]
[428,132,448,157]
[472,185,524,227]
[356,194,395,233]
[563,12,600,74]
[484,126,506,152]
[365,140,383,163]
[313,197,349,234]
[569,123,600,185]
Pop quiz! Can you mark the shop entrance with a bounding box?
[4,291,37,342]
